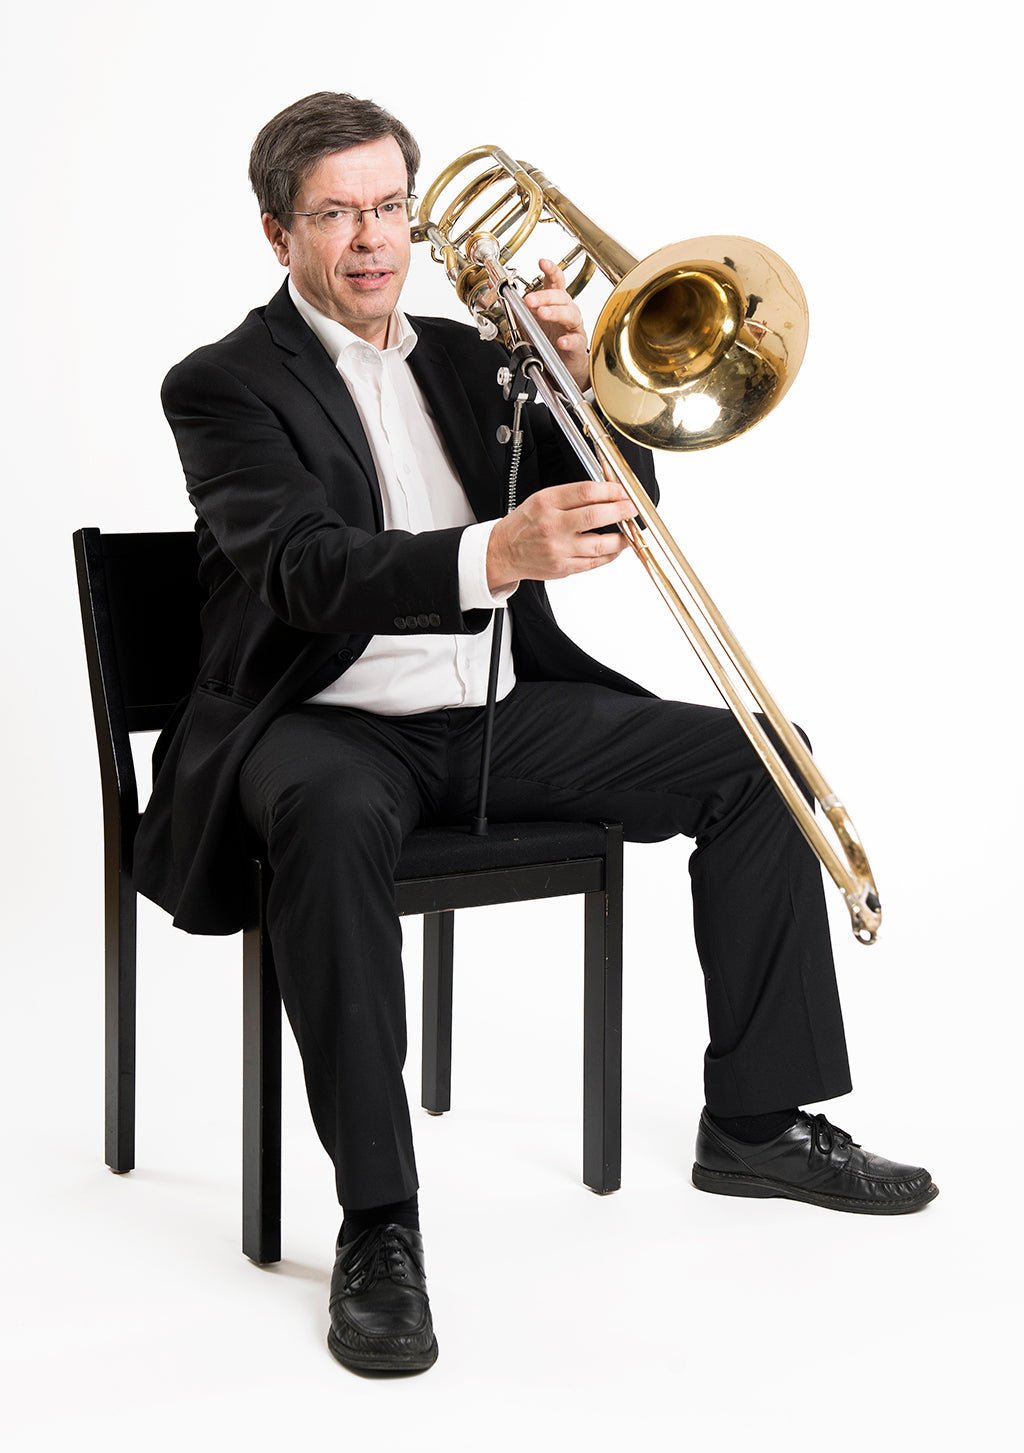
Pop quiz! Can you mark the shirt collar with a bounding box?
[288,276,417,364]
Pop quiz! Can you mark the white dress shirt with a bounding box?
[289,279,517,715]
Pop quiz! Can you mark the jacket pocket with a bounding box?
[198,679,259,709]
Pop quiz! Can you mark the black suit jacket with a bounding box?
[135,280,658,934]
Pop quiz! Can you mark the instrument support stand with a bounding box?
[471,375,537,837]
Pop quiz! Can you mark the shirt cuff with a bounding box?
[458,520,518,610]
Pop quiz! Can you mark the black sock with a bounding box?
[340,1194,420,1246]
[707,1108,801,1143]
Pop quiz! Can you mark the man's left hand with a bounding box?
[523,257,591,394]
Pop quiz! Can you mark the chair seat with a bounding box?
[395,821,609,879]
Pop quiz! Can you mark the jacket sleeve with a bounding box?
[162,356,490,638]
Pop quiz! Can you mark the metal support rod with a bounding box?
[471,609,504,836]
[471,395,527,836]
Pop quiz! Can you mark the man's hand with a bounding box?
[486,479,637,593]
[523,257,591,393]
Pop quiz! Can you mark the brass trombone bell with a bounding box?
[590,236,808,451]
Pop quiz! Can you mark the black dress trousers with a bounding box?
[238,679,852,1209]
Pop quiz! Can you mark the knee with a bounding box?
[736,716,814,813]
[792,721,812,753]
[754,713,812,755]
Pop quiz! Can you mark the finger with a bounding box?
[540,525,628,568]
[531,301,578,324]
[538,256,567,290]
[567,498,638,533]
[563,533,630,573]
[525,289,573,314]
[546,478,632,510]
[528,296,588,350]
[527,259,574,311]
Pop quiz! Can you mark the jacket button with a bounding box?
[428,613,441,627]
[405,615,417,628]
[336,649,352,663]
[394,617,406,629]
[416,613,430,627]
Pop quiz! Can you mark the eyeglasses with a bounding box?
[287,196,417,237]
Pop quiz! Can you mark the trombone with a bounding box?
[413,147,882,945]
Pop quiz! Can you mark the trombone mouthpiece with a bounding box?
[468,232,500,265]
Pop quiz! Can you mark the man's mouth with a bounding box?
[345,269,392,285]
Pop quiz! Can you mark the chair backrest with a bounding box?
[74,528,202,845]
[74,529,202,727]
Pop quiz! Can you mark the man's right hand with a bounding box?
[485,480,638,594]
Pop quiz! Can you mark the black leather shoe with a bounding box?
[328,1223,439,1373]
[692,1109,939,1214]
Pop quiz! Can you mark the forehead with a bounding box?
[299,137,407,205]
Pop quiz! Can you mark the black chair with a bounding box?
[73,527,624,1265]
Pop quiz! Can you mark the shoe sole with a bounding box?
[327,1327,439,1374]
[691,1163,940,1215]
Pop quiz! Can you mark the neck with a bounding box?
[357,313,392,350]
[287,276,397,353]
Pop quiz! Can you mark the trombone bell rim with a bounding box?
[590,237,809,453]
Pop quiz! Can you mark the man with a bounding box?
[135,91,937,1377]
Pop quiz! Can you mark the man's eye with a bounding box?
[379,202,403,217]
[321,210,345,222]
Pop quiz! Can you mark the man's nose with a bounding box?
[352,207,387,247]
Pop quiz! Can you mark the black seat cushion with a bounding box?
[396,822,608,880]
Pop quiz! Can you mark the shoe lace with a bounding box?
[347,1226,415,1291]
[808,1113,859,1157]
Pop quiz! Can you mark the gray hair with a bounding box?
[248,91,420,220]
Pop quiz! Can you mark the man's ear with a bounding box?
[262,213,290,267]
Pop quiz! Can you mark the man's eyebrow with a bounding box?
[310,188,406,210]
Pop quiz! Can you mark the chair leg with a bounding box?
[421,910,454,1115]
[242,863,282,1264]
[582,825,624,1195]
[105,868,136,1174]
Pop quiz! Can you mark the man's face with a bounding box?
[263,136,412,347]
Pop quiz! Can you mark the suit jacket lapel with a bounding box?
[407,321,503,522]
[264,284,503,526]
[263,281,381,514]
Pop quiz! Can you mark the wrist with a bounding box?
[486,517,520,595]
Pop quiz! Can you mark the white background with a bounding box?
[3,1,1019,1447]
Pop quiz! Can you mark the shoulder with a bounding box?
[162,280,310,391]
[163,305,276,393]
[406,312,509,371]
[406,312,479,345]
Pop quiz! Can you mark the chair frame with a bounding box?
[74,526,624,1265]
